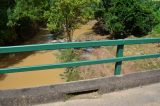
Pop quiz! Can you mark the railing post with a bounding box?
[114,45,124,75]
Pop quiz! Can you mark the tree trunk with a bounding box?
[66,29,72,42]
[65,14,73,42]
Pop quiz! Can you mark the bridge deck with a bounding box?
[36,83,160,106]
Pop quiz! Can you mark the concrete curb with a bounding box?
[0,70,160,106]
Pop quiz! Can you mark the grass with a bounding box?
[75,25,160,79]
[57,20,160,81]
[124,43,160,71]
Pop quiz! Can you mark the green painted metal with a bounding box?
[0,38,160,74]
[114,45,124,75]
[0,38,160,53]
[0,53,160,74]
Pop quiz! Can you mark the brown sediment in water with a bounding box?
[0,21,97,90]
[0,28,66,90]
[0,51,65,90]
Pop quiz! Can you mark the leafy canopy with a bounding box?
[7,0,48,27]
[44,0,100,41]
[96,0,159,39]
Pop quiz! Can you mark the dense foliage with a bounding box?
[0,0,16,45]
[95,0,159,39]
[0,0,45,45]
[7,0,49,43]
[151,0,160,34]
[0,0,159,45]
[44,0,99,41]
[0,0,99,45]
[7,0,48,27]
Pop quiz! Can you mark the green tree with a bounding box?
[57,49,80,81]
[96,0,159,39]
[150,0,160,34]
[7,0,48,27]
[44,0,99,42]
[6,0,49,42]
[0,0,16,45]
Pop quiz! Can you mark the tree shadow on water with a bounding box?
[0,74,7,81]
[0,52,37,80]
[0,52,36,68]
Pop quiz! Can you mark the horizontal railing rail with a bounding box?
[0,38,160,53]
[0,38,160,75]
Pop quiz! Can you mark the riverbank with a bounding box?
[72,20,160,80]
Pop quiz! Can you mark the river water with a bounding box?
[0,30,65,90]
[0,21,96,90]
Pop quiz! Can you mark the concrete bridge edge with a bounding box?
[0,69,160,106]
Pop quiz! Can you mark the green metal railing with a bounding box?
[0,38,160,75]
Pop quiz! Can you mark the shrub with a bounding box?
[57,49,81,81]
[15,17,39,41]
[151,0,160,35]
[0,4,16,46]
[96,0,159,39]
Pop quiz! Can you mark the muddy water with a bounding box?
[0,21,96,90]
[0,30,65,90]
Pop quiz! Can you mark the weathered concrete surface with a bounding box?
[36,83,160,106]
[0,69,160,106]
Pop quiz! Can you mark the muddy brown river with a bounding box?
[0,30,66,90]
[0,51,65,90]
[0,21,96,90]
